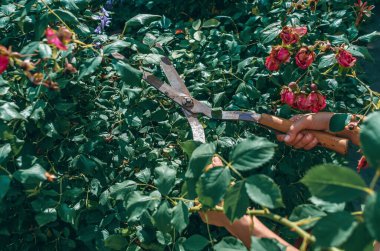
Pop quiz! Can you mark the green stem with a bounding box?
[215,154,244,180]
[0,165,12,178]
[370,169,380,190]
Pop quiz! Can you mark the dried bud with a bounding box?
[31,72,44,84]
[20,60,36,72]
[65,60,77,73]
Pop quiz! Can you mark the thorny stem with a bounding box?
[204,215,215,248]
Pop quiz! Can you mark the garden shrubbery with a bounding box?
[0,0,380,250]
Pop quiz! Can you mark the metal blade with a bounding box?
[160,57,190,95]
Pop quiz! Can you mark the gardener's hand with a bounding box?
[276,112,334,150]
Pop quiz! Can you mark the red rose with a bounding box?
[274,46,291,63]
[295,47,315,69]
[265,56,281,71]
[280,87,295,106]
[280,26,307,45]
[336,49,357,68]
[306,91,326,112]
[294,93,309,111]
[175,29,184,35]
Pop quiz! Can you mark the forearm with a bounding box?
[225,216,298,251]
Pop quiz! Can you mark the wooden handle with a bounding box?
[258,114,349,155]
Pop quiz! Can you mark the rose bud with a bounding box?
[357,156,369,173]
[306,91,326,112]
[295,47,316,69]
[265,56,281,71]
[280,87,295,106]
[57,27,72,44]
[318,41,331,52]
[46,27,67,50]
[288,82,298,89]
[175,29,184,35]
[310,83,318,91]
[294,92,309,111]
[336,48,357,68]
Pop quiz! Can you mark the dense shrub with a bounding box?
[0,0,380,250]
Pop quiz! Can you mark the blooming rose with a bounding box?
[273,46,291,63]
[293,93,309,111]
[295,47,315,69]
[336,49,357,68]
[280,26,308,45]
[265,56,281,71]
[0,46,9,74]
[306,91,326,112]
[280,87,295,106]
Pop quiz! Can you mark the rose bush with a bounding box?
[0,0,380,250]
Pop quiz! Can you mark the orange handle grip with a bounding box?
[258,114,349,155]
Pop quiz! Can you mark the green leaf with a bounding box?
[261,22,281,44]
[125,14,161,28]
[202,18,220,28]
[196,167,231,207]
[179,140,202,158]
[154,164,176,195]
[153,201,173,233]
[104,235,128,250]
[318,54,336,69]
[289,204,326,229]
[0,103,24,121]
[35,208,57,227]
[245,175,283,209]
[313,211,358,248]
[171,201,189,234]
[183,234,209,251]
[250,236,285,251]
[53,9,79,24]
[223,181,250,222]
[38,43,52,59]
[341,223,374,251]
[0,143,11,164]
[78,56,102,80]
[301,164,368,203]
[114,61,142,86]
[0,175,10,200]
[124,192,152,222]
[185,143,216,199]
[229,137,276,171]
[13,164,47,185]
[57,203,76,225]
[100,180,136,205]
[192,19,202,30]
[356,31,380,43]
[329,113,351,132]
[364,193,380,241]
[103,40,130,55]
[214,237,247,251]
[360,112,380,168]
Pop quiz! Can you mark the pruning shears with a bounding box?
[142,56,350,155]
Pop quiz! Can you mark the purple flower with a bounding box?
[94,7,111,34]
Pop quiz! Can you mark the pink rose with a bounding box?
[265,56,281,71]
[0,46,9,74]
[295,47,315,69]
[306,91,326,113]
[280,87,295,106]
[294,93,309,111]
[279,26,307,45]
[275,47,291,63]
[336,49,357,68]
[45,27,72,51]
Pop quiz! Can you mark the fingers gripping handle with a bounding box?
[258,114,349,155]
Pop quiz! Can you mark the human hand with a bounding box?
[276,112,334,150]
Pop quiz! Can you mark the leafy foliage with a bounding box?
[0,0,379,250]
